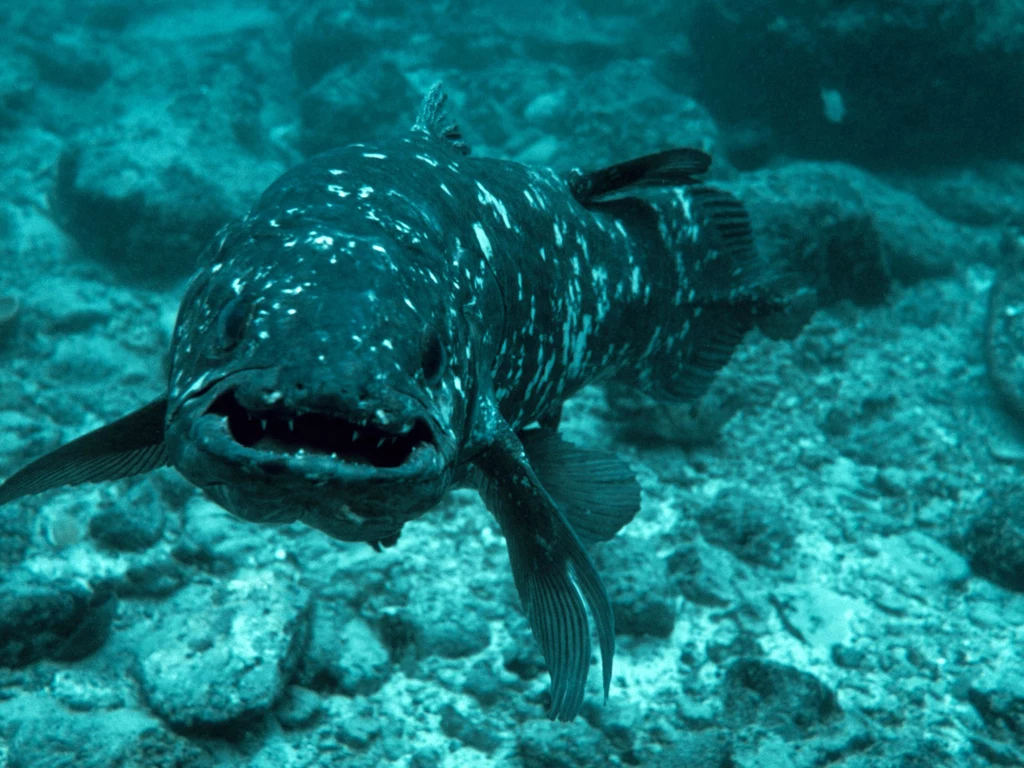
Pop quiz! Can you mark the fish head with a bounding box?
[163,215,474,544]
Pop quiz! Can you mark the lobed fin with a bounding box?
[473,419,616,721]
[0,398,169,506]
[519,428,640,544]
[413,81,471,156]
[568,148,712,206]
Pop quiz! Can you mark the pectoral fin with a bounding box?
[0,397,170,506]
[519,428,641,543]
[473,420,615,722]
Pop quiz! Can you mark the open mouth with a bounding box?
[206,390,435,469]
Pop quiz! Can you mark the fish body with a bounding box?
[0,85,779,720]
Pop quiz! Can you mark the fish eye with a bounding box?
[215,293,252,353]
[420,329,446,386]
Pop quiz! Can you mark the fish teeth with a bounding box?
[260,420,268,431]
[376,438,386,449]
[288,419,295,431]
[352,430,360,441]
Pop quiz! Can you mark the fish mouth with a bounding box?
[203,389,438,471]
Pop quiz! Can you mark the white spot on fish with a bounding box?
[417,154,440,167]
[404,297,417,311]
[372,244,387,253]
[473,223,493,261]
[312,235,334,249]
[362,152,386,159]
[358,186,373,198]
[476,182,512,228]
[382,339,393,349]
[211,263,223,273]
[440,182,453,197]
[327,185,350,198]
[329,169,345,176]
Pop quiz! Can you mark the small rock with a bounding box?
[298,607,391,696]
[172,496,259,572]
[298,60,417,157]
[968,655,1024,747]
[50,669,124,711]
[0,573,117,667]
[49,114,281,285]
[986,245,1024,426]
[721,658,842,739]
[587,700,640,753]
[726,163,963,310]
[971,735,1024,767]
[518,719,614,768]
[0,293,19,346]
[289,3,388,86]
[410,747,446,768]
[331,702,382,750]
[0,51,36,128]
[275,685,323,730]
[120,559,186,597]
[697,486,794,569]
[875,466,909,496]
[403,593,491,660]
[598,537,677,637]
[706,620,762,664]
[8,708,213,768]
[502,620,546,683]
[877,532,971,591]
[88,502,164,552]
[650,729,733,768]
[463,659,503,706]
[439,703,502,754]
[137,568,311,732]
[25,32,111,90]
[957,484,1024,593]
[666,543,737,606]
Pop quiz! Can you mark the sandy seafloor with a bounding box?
[1,1,1024,766]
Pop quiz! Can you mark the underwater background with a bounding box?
[1,1,1023,766]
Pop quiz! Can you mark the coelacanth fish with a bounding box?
[0,84,786,721]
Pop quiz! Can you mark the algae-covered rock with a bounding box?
[137,568,312,732]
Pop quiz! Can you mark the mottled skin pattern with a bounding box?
[0,89,772,722]
[164,130,751,546]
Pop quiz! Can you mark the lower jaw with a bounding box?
[188,414,441,482]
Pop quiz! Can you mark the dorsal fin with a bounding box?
[568,148,711,206]
[412,82,471,156]
[0,397,170,506]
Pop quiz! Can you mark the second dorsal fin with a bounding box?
[412,82,471,156]
[567,148,711,206]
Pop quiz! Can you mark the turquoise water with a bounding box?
[0,2,1022,766]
